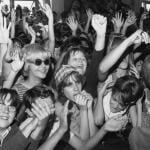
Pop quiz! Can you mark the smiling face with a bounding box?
[63,74,82,102]
[0,94,16,129]
[28,53,50,79]
[67,51,87,75]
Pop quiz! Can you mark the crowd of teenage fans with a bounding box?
[0,0,150,149]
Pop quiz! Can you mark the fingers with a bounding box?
[19,117,33,130]
[31,100,55,121]
[141,32,150,44]
[19,118,38,138]
[74,93,88,106]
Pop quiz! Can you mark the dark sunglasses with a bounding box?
[30,58,50,66]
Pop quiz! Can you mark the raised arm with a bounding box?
[98,29,145,75]
[43,4,55,54]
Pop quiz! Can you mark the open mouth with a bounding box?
[0,116,9,120]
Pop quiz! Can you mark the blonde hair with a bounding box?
[22,43,51,77]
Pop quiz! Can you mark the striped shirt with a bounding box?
[13,82,29,102]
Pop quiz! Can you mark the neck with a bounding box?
[24,75,42,89]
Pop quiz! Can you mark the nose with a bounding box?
[73,83,80,92]
[78,59,83,64]
[3,106,9,114]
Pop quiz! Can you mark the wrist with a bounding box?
[59,127,67,134]
[96,33,105,38]
[101,125,108,134]
[114,28,121,34]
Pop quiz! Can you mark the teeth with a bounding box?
[0,116,8,120]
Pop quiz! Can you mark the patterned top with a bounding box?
[13,82,29,102]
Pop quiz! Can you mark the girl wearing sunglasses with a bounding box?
[13,43,51,102]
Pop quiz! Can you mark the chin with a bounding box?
[0,121,10,128]
[36,72,47,79]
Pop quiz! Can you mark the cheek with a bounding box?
[64,88,74,100]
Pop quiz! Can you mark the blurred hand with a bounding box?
[86,9,93,21]
[10,48,24,72]
[112,12,124,33]
[0,12,11,43]
[67,15,78,33]
[124,11,136,28]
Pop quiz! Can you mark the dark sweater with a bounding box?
[0,124,40,150]
[84,49,105,98]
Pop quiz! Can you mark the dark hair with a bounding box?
[16,5,23,20]
[60,45,89,68]
[54,22,72,48]
[24,84,55,109]
[57,71,82,105]
[112,75,144,113]
[19,85,56,144]
[60,36,93,55]
[16,84,56,124]
[0,88,20,112]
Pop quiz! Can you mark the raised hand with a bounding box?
[112,12,124,33]
[92,14,107,36]
[124,11,136,28]
[86,8,93,22]
[19,117,38,138]
[25,22,36,43]
[31,100,55,128]
[0,11,11,44]
[41,3,53,22]
[140,11,148,21]
[66,15,78,35]
[74,93,88,107]
[10,48,24,73]
[128,30,150,45]
[129,63,140,79]
[81,90,93,108]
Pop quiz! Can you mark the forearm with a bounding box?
[30,126,45,140]
[0,44,8,74]
[137,103,142,127]
[11,23,15,38]
[121,25,128,36]
[95,34,105,51]
[84,19,91,33]
[99,38,131,73]
[139,20,143,30]
[88,107,98,137]
[80,108,90,140]
[94,96,105,126]
[3,70,18,88]
[37,128,66,150]
[78,126,107,150]
[48,20,55,54]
